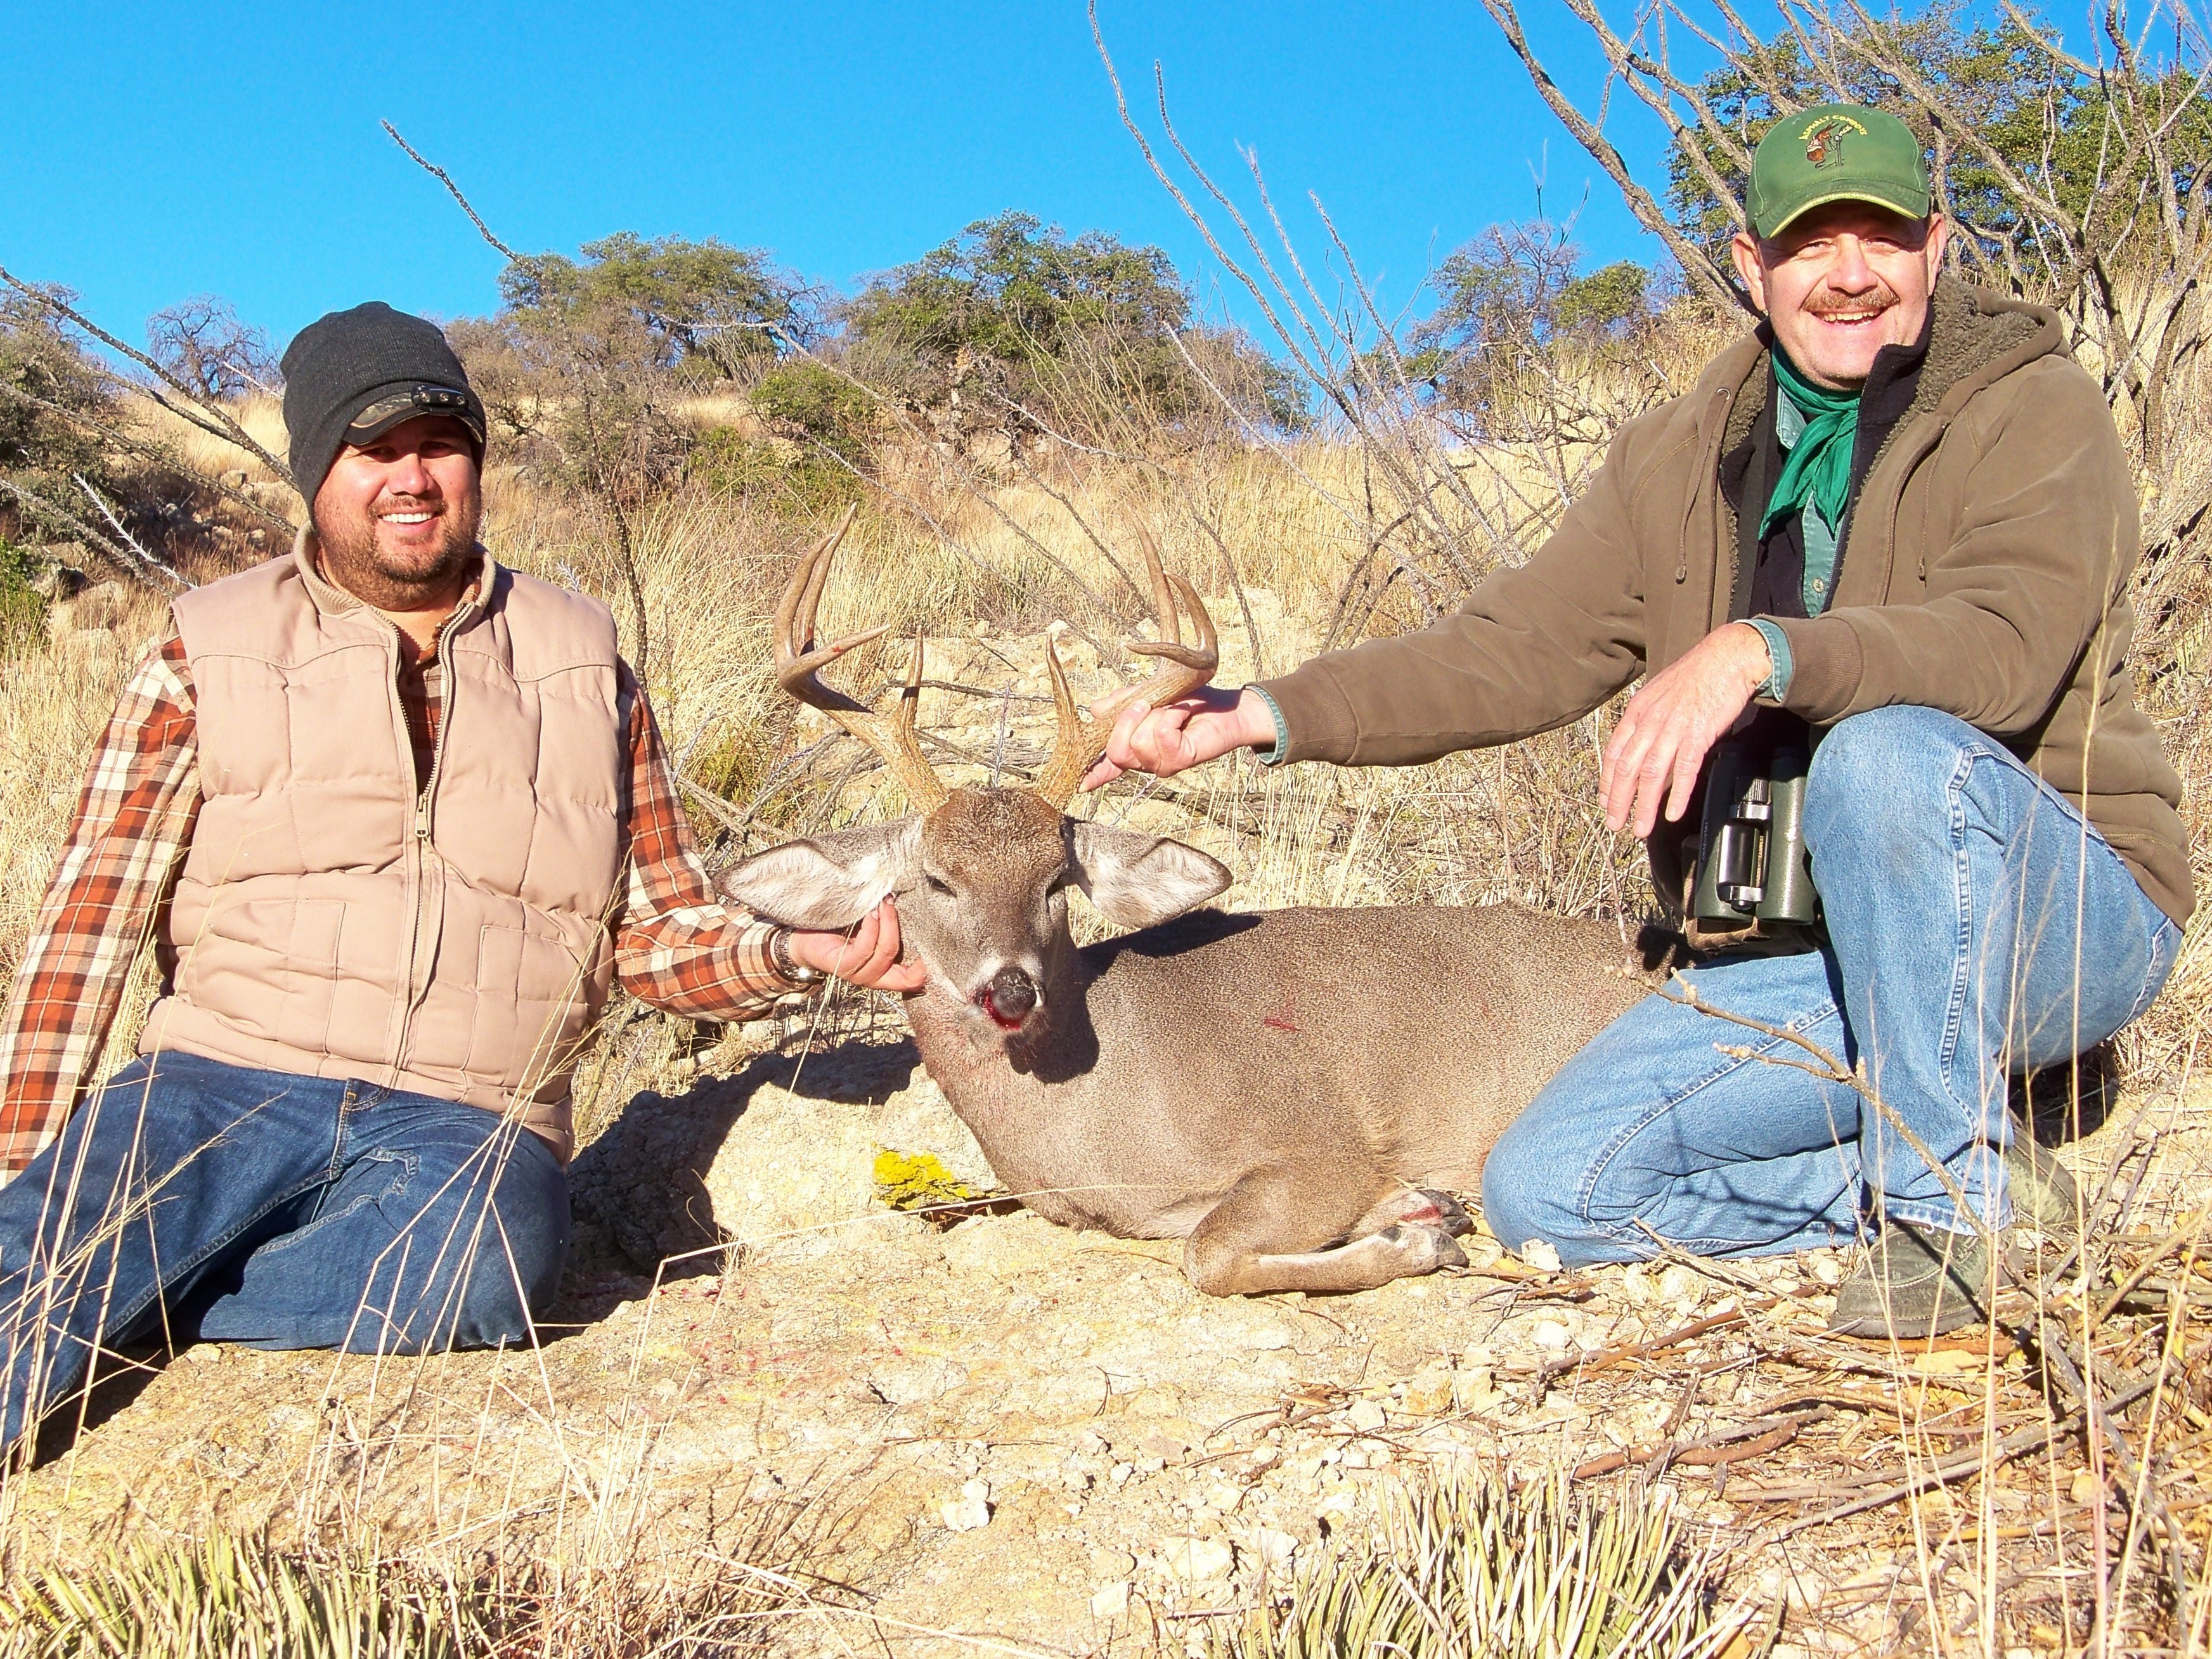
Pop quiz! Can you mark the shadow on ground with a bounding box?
[565,1037,926,1279]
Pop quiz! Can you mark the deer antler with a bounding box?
[1033,529,1219,810]
[774,503,949,814]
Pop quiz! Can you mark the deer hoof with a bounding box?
[1410,1189,1475,1238]
[1376,1223,1468,1275]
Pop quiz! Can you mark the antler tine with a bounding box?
[1032,546,1221,810]
[769,503,949,813]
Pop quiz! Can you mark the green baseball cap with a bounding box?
[1747,103,1931,238]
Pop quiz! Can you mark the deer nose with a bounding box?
[979,966,1038,1028]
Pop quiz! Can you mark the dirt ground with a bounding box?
[6,1026,2208,1656]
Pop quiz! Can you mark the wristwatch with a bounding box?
[768,927,826,986]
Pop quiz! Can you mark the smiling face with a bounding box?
[311,412,482,612]
[1732,202,1950,390]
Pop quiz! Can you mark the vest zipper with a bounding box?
[392,592,480,1071]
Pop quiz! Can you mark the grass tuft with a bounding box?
[1216,1470,1753,1659]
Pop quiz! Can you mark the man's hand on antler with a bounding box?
[1080,686,1277,791]
[787,898,930,993]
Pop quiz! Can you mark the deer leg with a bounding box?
[1183,1167,1469,1298]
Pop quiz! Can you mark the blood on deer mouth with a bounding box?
[978,967,1038,1030]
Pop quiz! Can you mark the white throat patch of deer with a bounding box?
[722,514,1661,1296]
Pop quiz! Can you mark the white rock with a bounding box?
[1520,1238,1563,1273]
[1092,1580,1132,1618]
[940,1480,992,1532]
[1453,1367,1502,1412]
[1532,1319,1574,1352]
[1345,1397,1387,1432]
[1158,1536,1234,1582]
[1245,1527,1299,1570]
[1657,1263,1701,1304]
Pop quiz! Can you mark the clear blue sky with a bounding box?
[1,1,1681,352]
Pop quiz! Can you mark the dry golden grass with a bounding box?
[3,299,2210,1651]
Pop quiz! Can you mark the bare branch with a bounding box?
[1476,0,1754,315]
[380,121,525,264]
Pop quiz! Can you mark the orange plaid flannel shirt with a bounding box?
[0,622,798,1178]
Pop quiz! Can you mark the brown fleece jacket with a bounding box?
[1258,281,2194,926]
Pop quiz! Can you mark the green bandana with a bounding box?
[1760,351,1861,539]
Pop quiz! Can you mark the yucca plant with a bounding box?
[1217,1470,1756,1659]
[0,1530,483,1659]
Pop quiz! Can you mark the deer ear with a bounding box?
[717,820,919,930]
[1068,822,1232,929]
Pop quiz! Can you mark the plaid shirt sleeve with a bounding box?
[0,626,200,1178]
[612,671,803,1018]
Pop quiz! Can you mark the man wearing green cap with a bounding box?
[1085,105,2190,1337]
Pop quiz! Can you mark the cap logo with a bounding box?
[1801,113,1867,169]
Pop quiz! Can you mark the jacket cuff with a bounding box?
[1768,615,1866,722]
[1252,664,1363,765]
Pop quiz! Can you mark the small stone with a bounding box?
[1092,1580,1132,1619]
[1520,1239,1563,1273]
[1453,1367,1502,1412]
[1247,1445,1279,1469]
[1808,1253,1845,1286]
[1111,1462,1135,1485]
[1402,1366,1455,1414]
[1245,1527,1298,1570]
[1532,1319,1574,1352]
[1346,1398,1387,1432]
[1158,1536,1234,1582]
[940,1480,992,1532]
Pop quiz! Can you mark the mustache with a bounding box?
[1805,284,1899,317]
[373,496,444,517]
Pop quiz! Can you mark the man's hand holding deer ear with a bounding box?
[785,898,931,992]
[1080,686,1280,791]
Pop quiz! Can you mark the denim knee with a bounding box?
[1803,706,1981,851]
[1480,1119,1593,1254]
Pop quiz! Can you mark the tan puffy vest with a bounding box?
[141,536,625,1161]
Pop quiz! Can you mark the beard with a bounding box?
[313,492,482,611]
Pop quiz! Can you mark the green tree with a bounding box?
[499,232,813,380]
[845,210,1299,442]
[849,210,1189,368]
[1409,225,1655,425]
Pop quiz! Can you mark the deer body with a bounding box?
[896,896,1651,1285]
[728,517,1660,1296]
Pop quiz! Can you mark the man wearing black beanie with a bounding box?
[0,301,922,1453]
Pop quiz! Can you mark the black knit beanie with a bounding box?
[280,302,486,508]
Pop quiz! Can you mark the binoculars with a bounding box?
[1690,741,1820,929]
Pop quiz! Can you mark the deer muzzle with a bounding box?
[978,965,1040,1030]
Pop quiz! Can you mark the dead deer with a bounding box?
[720,515,1664,1296]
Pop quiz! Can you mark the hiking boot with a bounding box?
[1828,1216,2005,1339]
[2003,1135,2081,1240]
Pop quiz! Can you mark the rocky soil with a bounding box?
[9,1023,2197,1655]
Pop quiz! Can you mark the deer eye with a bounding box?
[922,872,955,897]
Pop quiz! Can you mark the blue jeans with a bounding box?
[0,1051,569,1451]
[1483,706,2182,1263]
